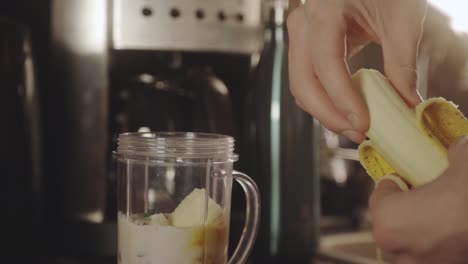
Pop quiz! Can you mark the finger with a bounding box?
[382,40,422,107]
[287,7,365,143]
[395,255,421,264]
[306,8,370,133]
[345,20,372,59]
[368,175,406,252]
[369,175,406,212]
[369,172,450,254]
[448,135,468,163]
[368,175,417,253]
[380,3,426,107]
[444,135,468,186]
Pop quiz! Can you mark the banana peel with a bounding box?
[353,69,468,188]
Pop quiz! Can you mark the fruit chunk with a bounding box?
[352,69,468,187]
[150,213,169,225]
[170,188,224,227]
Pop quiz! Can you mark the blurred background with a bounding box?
[1,0,467,263]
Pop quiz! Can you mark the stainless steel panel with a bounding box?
[112,0,264,53]
[50,0,109,223]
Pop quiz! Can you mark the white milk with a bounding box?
[118,214,228,264]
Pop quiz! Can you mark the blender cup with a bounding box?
[114,132,260,264]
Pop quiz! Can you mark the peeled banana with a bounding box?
[150,213,169,225]
[352,69,468,188]
[170,188,224,227]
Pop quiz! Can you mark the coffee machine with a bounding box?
[0,0,322,262]
[43,0,264,259]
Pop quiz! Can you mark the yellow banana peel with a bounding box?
[353,69,468,188]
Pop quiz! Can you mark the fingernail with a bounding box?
[347,113,361,130]
[341,130,364,143]
[375,174,409,192]
[410,89,423,105]
[414,89,423,101]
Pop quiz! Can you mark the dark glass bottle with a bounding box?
[242,1,321,263]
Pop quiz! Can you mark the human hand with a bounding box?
[287,0,427,143]
[368,136,468,264]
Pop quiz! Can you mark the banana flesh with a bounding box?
[170,188,224,227]
[353,69,468,188]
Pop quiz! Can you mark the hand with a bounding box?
[369,136,468,264]
[287,0,427,143]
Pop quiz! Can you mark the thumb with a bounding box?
[368,175,410,252]
[382,34,423,108]
[369,174,409,212]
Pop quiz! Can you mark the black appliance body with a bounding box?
[0,18,42,257]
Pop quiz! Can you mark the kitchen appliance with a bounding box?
[0,18,42,257]
[42,0,265,259]
[6,0,468,262]
[115,132,260,264]
[1,0,322,262]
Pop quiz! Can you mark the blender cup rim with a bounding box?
[114,131,239,162]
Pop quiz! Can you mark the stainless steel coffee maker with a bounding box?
[44,0,264,259]
[39,0,320,262]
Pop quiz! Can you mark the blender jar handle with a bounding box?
[229,171,261,264]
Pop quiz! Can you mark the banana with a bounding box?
[352,69,468,188]
[170,188,224,227]
[150,213,169,225]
